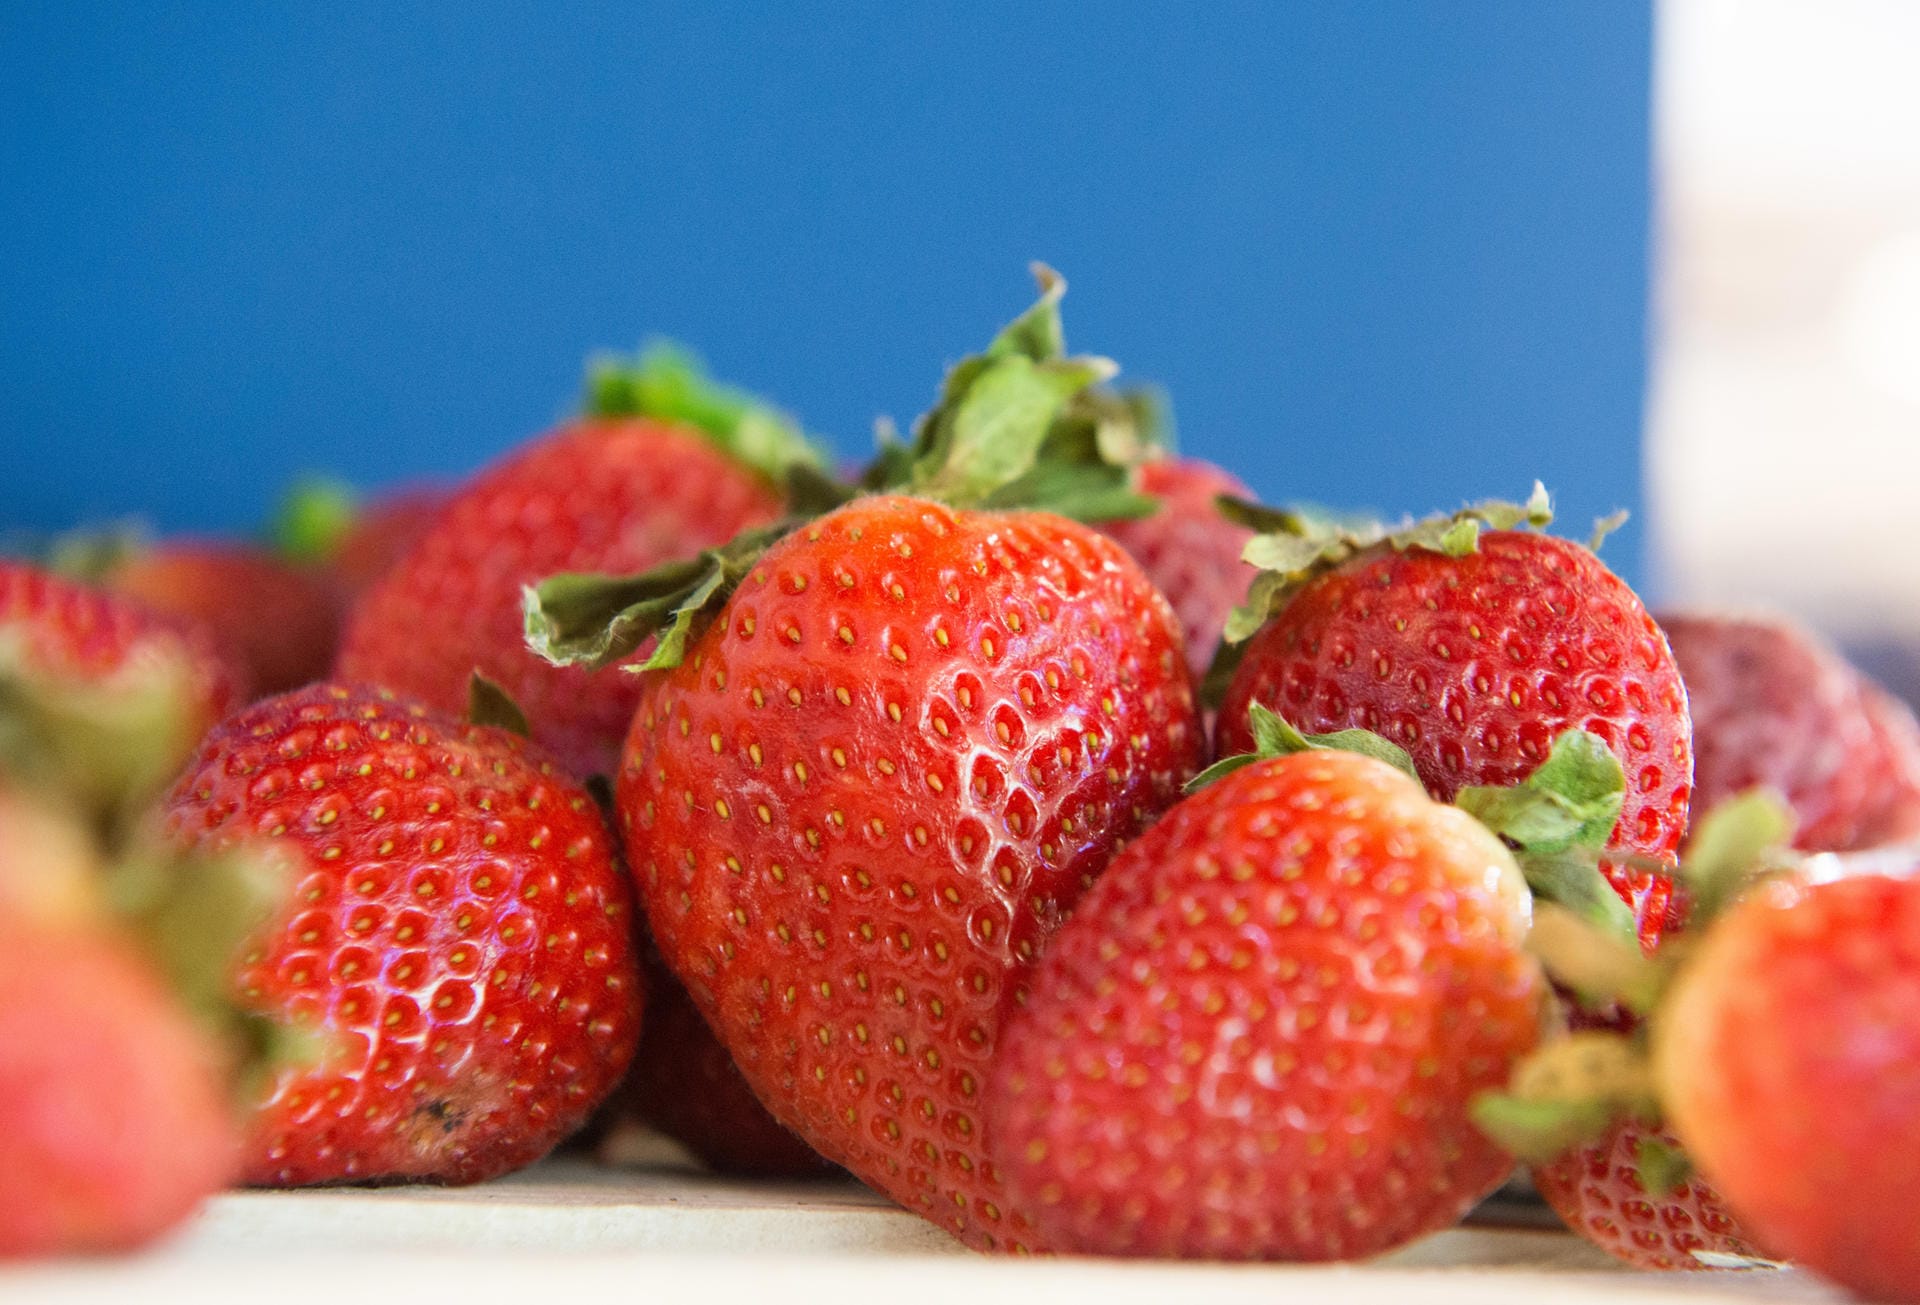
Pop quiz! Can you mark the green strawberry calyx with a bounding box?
[584,340,828,490]
[268,476,360,565]
[1217,483,1556,651]
[524,266,1159,674]
[465,671,531,738]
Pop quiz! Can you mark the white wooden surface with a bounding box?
[0,1156,1845,1305]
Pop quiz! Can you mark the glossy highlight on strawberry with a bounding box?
[617,494,1202,1249]
[161,683,644,1186]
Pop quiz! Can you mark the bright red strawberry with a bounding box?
[159,682,644,1186]
[0,560,245,820]
[107,541,342,697]
[986,749,1541,1259]
[1528,1121,1769,1271]
[338,349,820,780]
[0,921,238,1257]
[612,495,1199,1246]
[1096,458,1255,681]
[1662,611,1918,852]
[1219,503,1692,946]
[622,958,832,1177]
[1655,872,1920,1300]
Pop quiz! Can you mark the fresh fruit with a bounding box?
[105,541,343,698]
[1217,495,1692,946]
[1662,611,1920,852]
[270,478,447,600]
[1527,1120,1767,1271]
[0,920,238,1257]
[986,748,1542,1259]
[159,681,644,1186]
[337,347,820,780]
[526,273,1203,1249]
[1656,871,1920,1300]
[1096,457,1255,681]
[622,959,832,1177]
[1,559,245,826]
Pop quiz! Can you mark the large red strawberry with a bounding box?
[985,747,1543,1259]
[337,347,821,780]
[1661,611,1920,852]
[1217,495,1692,947]
[1656,871,1920,1300]
[526,272,1203,1249]
[1,559,245,824]
[0,920,238,1257]
[105,541,343,698]
[159,681,644,1185]
[1097,456,1255,681]
[620,959,832,1177]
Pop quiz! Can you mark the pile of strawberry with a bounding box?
[4,270,1918,1303]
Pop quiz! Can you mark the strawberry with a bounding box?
[1661,611,1919,852]
[985,746,1543,1259]
[270,478,447,600]
[1217,494,1692,947]
[525,270,1203,1248]
[1,559,245,825]
[337,346,821,780]
[0,920,238,1257]
[621,958,832,1177]
[1096,456,1255,681]
[1655,871,1920,1300]
[158,681,644,1186]
[104,541,343,698]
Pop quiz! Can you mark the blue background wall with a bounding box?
[1,4,1652,583]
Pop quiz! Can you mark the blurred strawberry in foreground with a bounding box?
[1218,493,1693,948]
[0,914,238,1257]
[1097,453,1255,682]
[102,541,342,699]
[1,560,245,827]
[1662,611,1920,852]
[986,739,1544,1260]
[1656,870,1920,1301]
[526,270,1202,1249]
[620,959,833,1178]
[160,681,644,1186]
[337,346,820,779]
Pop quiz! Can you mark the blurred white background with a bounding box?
[1651,0,1920,691]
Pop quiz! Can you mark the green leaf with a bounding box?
[1189,702,1422,792]
[1635,1135,1693,1198]
[466,673,530,738]
[522,521,791,673]
[584,340,828,487]
[984,262,1069,362]
[912,353,1117,506]
[1527,902,1666,1014]
[269,477,358,564]
[1457,729,1626,857]
[1472,1030,1658,1164]
[1679,789,1797,926]
[983,460,1157,524]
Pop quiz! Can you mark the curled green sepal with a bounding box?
[1187,702,1421,792]
[1221,482,1556,646]
[1676,789,1796,927]
[522,520,791,673]
[584,340,828,486]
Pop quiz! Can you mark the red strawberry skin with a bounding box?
[1530,1122,1771,1270]
[1662,612,1915,852]
[622,960,832,1177]
[338,420,783,779]
[1658,873,1920,1301]
[161,683,644,1186]
[328,488,446,598]
[0,559,246,725]
[1097,458,1255,681]
[617,495,1202,1249]
[987,750,1540,1259]
[1220,532,1692,945]
[0,923,237,1256]
[110,542,342,698]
